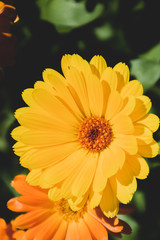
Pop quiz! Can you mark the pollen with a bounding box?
[78,116,113,152]
[55,199,87,221]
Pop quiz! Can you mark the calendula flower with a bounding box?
[0,1,19,67]
[0,218,24,240]
[11,54,159,217]
[7,175,132,240]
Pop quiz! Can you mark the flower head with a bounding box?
[11,54,159,217]
[0,1,19,67]
[0,218,24,240]
[7,175,132,240]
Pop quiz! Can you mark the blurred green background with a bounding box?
[0,0,160,239]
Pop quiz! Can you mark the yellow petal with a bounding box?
[60,161,87,199]
[43,68,84,121]
[115,134,138,155]
[110,175,137,204]
[100,181,119,218]
[22,88,37,107]
[34,81,55,94]
[86,73,104,117]
[111,114,134,134]
[15,107,30,119]
[40,149,87,188]
[72,152,98,197]
[61,54,91,78]
[126,154,149,179]
[101,67,117,91]
[32,88,80,125]
[120,80,143,98]
[65,66,91,117]
[137,113,159,132]
[113,62,129,90]
[110,141,125,169]
[20,130,76,146]
[101,80,111,116]
[105,91,123,120]
[92,155,107,192]
[90,55,107,77]
[11,126,28,141]
[48,186,62,201]
[89,190,103,209]
[68,192,89,211]
[12,142,32,156]
[119,96,136,115]
[134,124,153,145]
[20,141,79,169]
[110,163,137,204]
[138,140,159,158]
[130,96,151,122]
[101,148,119,178]
[61,54,72,76]
[43,68,66,86]
[26,169,42,186]
[17,109,73,132]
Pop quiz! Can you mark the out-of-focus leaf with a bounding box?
[112,215,139,240]
[0,110,15,152]
[140,42,160,62]
[0,172,20,197]
[37,0,104,33]
[130,43,160,92]
[130,59,160,92]
[133,0,145,11]
[94,23,114,41]
[133,190,146,213]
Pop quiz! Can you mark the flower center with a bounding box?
[78,116,113,152]
[55,199,86,221]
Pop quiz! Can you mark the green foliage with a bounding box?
[130,43,160,92]
[36,0,104,33]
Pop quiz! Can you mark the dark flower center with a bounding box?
[78,116,113,152]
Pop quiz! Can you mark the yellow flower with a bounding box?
[11,54,159,217]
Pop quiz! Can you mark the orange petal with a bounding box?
[52,220,68,240]
[78,219,92,240]
[84,212,108,239]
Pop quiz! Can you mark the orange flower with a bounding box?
[0,1,19,67]
[0,218,24,240]
[7,175,132,240]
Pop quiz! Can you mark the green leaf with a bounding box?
[130,43,160,92]
[37,0,104,33]
[94,23,114,41]
[133,190,146,213]
[140,42,160,62]
[130,59,160,92]
[0,109,15,152]
[112,215,139,240]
